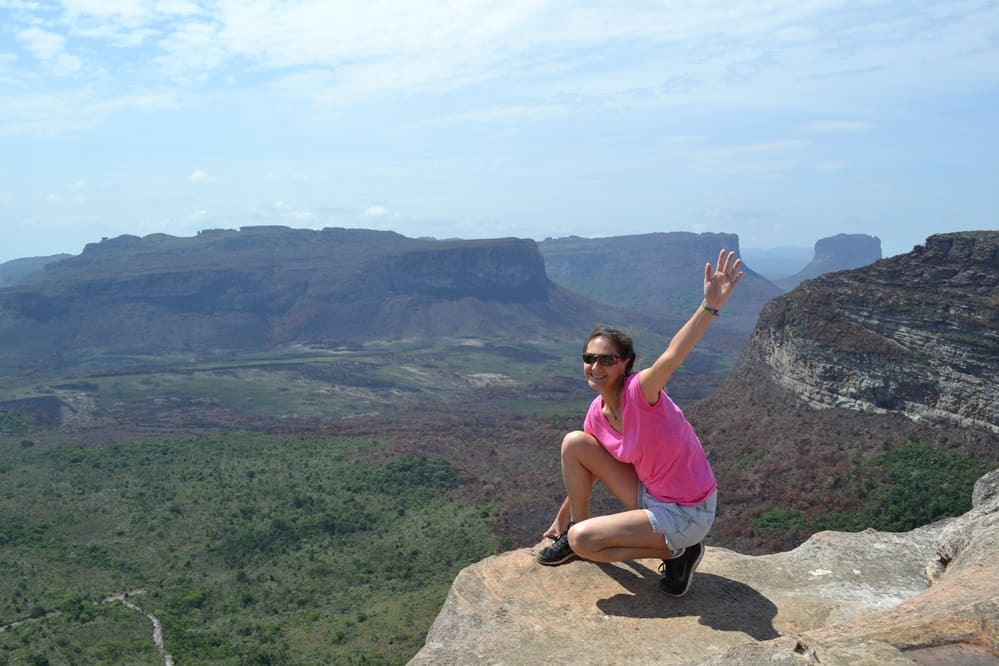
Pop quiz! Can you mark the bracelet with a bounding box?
[701,303,720,317]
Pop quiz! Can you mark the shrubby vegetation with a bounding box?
[0,434,497,664]
[0,411,33,436]
[752,441,993,535]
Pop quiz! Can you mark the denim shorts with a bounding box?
[639,485,717,550]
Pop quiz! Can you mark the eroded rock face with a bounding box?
[410,470,999,665]
[539,232,781,334]
[748,231,998,434]
[0,228,596,368]
[776,233,882,290]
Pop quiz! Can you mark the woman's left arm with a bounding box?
[638,249,743,404]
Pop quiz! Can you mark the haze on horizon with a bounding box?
[2,1,997,264]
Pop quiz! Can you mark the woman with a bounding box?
[536,249,742,597]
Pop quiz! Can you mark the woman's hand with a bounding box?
[543,513,570,540]
[543,497,572,539]
[541,518,565,539]
[704,249,743,310]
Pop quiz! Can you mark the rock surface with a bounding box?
[410,470,999,665]
[751,231,998,434]
[776,233,882,290]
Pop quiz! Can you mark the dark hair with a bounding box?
[583,325,637,375]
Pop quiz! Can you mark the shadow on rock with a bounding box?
[595,560,780,641]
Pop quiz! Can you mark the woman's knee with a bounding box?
[567,520,602,557]
[561,430,598,457]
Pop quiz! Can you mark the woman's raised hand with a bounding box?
[704,249,743,310]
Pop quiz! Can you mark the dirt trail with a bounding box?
[1,588,172,665]
[103,590,174,666]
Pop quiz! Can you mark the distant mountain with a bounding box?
[0,227,627,371]
[538,232,782,337]
[0,254,73,287]
[775,233,882,290]
[686,230,998,552]
[740,245,812,282]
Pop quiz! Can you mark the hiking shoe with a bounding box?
[659,542,704,596]
[536,526,578,566]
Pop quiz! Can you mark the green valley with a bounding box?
[0,433,497,664]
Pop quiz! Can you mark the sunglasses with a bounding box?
[582,353,622,367]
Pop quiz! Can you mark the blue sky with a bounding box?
[1,0,997,263]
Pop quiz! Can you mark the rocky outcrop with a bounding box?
[411,469,999,665]
[539,232,782,335]
[776,233,882,290]
[747,231,997,434]
[381,242,549,302]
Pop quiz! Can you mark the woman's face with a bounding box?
[583,336,627,391]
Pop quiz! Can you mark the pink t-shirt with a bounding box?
[583,373,716,505]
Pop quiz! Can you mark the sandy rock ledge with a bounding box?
[410,470,998,665]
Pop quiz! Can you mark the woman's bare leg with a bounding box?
[569,510,678,562]
[561,430,640,523]
[543,430,678,564]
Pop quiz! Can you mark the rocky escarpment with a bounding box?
[0,227,604,369]
[411,470,999,665]
[381,244,549,301]
[748,231,997,434]
[539,232,782,335]
[776,233,882,290]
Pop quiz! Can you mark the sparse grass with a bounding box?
[0,340,586,422]
[95,368,353,417]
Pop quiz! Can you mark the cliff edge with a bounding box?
[752,231,997,434]
[410,469,998,665]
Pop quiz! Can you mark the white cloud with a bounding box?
[689,139,808,175]
[801,120,874,133]
[667,135,706,144]
[154,0,203,16]
[54,53,83,74]
[189,169,215,184]
[18,27,65,61]
[156,20,226,76]
[815,160,846,172]
[61,0,154,24]
[190,209,209,220]
[16,27,83,75]
[698,139,808,158]
[3,1,995,128]
[70,179,88,190]
[414,104,569,127]
[0,88,180,137]
[71,24,158,48]
[363,205,389,218]
[369,165,404,176]
[774,25,818,43]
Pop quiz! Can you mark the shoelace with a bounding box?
[658,547,686,575]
